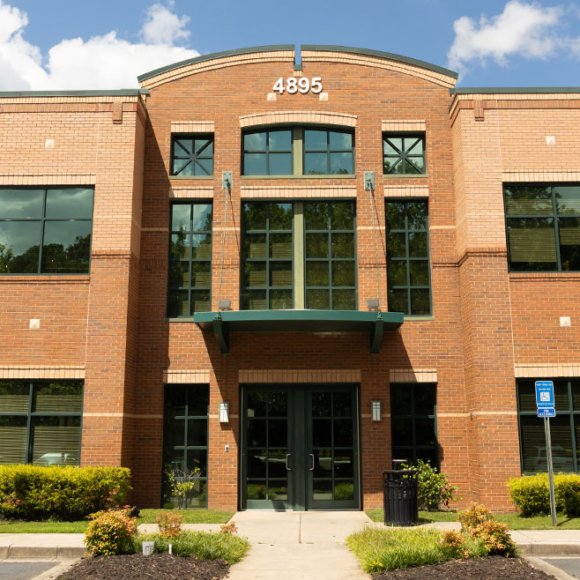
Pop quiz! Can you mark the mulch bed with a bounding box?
[373,556,556,579]
[57,553,229,580]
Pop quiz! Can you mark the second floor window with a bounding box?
[0,187,93,275]
[241,201,357,310]
[383,134,426,175]
[168,202,212,317]
[171,134,214,177]
[386,200,431,316]
[242,127,355,177]
[504,184,580,272]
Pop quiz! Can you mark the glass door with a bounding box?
[241,384,360,510]
[241,387,293,509]
[307,386,360,509]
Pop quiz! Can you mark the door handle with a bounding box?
[285,453,292,471]
[309,453,315,471]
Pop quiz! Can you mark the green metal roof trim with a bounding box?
[451,87,580,94]
[138,45,295,82]
[0,89,150,97]
[194,309,404,354]
[301,45,458,80]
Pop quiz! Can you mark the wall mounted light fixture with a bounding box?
[371,400,382,422]
[219,402,230,423]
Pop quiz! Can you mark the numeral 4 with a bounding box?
[273,77,285,94]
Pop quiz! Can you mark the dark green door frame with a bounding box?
[240,384,360,511]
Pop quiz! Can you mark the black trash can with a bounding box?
[382,468,418,526]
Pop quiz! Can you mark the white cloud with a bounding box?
[141,2,190,45]
[448,1,567,75]
[0,1,199,90]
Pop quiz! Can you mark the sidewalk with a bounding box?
[228,511,370,580]
[1,516,580,570]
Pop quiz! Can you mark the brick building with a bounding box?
[1,45,579,512]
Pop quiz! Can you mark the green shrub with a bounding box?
[458,503,494,529]
[508,474,580,517]
[402,460,460,511]
[85,508,137,556]
[346,527,487,573]
[0,465,131,521]
[135,531,249,564]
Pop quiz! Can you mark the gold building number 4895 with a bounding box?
[273,77,323,95]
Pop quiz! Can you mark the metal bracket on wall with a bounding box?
[364,171,375,191]
[222,171,232,190]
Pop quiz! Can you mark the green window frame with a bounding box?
[0,381,83,466]
[241,202,294,310]
[504,184,580,272]
[517,379,580,474]
[0,187,93,275]
[385,200,431,316]
[171,134,214,177]
[162,384,209,509]
[242,129,293,176]
[303,128,354,176]
[383,133,426,175]
[390,383,438,468]
[304,201,357,310]
[241,201,358,311]
[241,126,355,177]
[167,202,213,318]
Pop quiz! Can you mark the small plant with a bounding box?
[458,503,517,558]
[165,466,201,509]
[220,521,238,535]
[467,520,517,557]
[84,508,137,556]
[402,460,461,511]
[440,530,469,560]
[458,502,494,529]
[156,511,183,538]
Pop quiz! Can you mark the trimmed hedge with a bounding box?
[0,465,131,521]
[508,473,580,517]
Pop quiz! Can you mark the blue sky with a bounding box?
[1,0,580,90]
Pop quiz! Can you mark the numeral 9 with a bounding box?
[298,78,310,93]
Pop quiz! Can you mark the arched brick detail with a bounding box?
[239,111,357,128]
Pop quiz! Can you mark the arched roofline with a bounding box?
[138,45,294,84]
[301,45,457,80]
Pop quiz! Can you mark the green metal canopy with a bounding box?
[193,310,404,355]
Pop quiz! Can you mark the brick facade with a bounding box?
[1,47,579,512]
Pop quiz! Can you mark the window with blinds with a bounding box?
[504,184,580,272]
[517,379,580,473]
[0,381,83,466]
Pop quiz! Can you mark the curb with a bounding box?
[525,556,578,580]
[517,544,580,557]
[0,546,85,559]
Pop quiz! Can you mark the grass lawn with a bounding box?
[0,509,234,533]
[366,509,580,529]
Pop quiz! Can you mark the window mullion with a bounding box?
[569,380,578,472]
[293,128,303,176]
[294,202,304,309]
[25,382,33,464]
[404,204,412,315]
[552,186,563,271]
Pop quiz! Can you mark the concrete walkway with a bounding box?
[228,511,371,580]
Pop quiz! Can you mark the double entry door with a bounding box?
[240,384,360,510]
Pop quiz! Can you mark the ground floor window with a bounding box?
[518,379,580,473]
[390,383,438,468]
[0,380,83,465]
[162,384,209,508]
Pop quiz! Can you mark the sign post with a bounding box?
[535,381,557,526]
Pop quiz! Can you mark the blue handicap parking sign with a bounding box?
[537,408,556,418]
[536,381,555,409]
